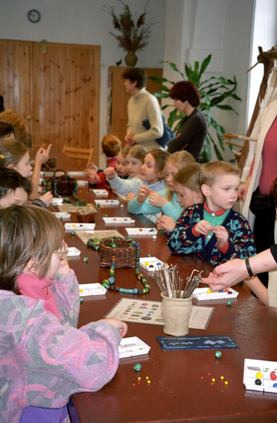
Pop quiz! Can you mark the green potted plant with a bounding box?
[150,54,241,161]
[104,1,153,67]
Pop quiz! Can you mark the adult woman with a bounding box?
[167,81,207,160]
[240,99,277,286]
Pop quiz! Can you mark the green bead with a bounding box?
[133,362,142,372]
[227,300,233,307]
[80,297,84,304]
[83,256,88,264]
[215,351,222,359]
[71,230,75,237]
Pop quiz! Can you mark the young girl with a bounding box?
[128,151,195,221]
[0,205,127,422]
[105,144,146,197]
[0,138,53,206]
[124,148,168,213]
[157,162,203,232]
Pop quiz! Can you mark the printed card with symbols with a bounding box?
[64,223,95,232]
[126,228,158,237]
[95,199,120,207]
[243,359,277,393]
[91,189,109,197]
[103,217,135,225]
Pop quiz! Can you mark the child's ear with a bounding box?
[201,183,211,197]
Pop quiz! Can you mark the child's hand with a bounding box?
[104,318,128,338]
[57,257,71,275]
[87,162,98,171]
[213,225,229,248]
[125,192,136,202]
[104,167,117,180]
[39,191,53,207]
[194,219,213,236]
[157,215,176,232]
[35,144,52,166]
[148,191,168,207]
[137,185,150,203]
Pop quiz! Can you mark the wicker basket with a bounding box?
[99,237,136,268]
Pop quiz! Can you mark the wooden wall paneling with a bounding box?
[0,39,33,131]
[108,66,163,143]
[33,42,100,170]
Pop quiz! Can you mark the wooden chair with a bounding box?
[224,133,257,174]
[62,145,94,167]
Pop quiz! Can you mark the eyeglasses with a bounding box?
[57,240,68,260]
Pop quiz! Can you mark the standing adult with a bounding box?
[167,81,207,161]
[122,68,163,151]
[240,99,277,286]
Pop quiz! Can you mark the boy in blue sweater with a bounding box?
[168,161,256,266]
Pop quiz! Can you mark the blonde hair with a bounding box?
[174,163,202,192]
[0,205,64,292]
[101,134,121,157]
[166,151,195,170]
[128,144,146,162]
[200,161,239,186]
[0,109,32,147]
[0,139,28,168]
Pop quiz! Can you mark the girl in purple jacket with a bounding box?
[0,205,127,423]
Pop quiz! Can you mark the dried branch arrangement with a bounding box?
[104,0,154,52]
[153,265,202,299]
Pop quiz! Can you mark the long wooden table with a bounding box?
[64,187,277,423]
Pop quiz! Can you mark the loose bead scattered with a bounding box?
[227,300,233,307]
[83,256,88,264]
[80,297,84,304]
[215,351,222,359]
[133,363,142,372]
[71,230,75,237]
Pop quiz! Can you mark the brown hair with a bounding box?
[174,163,202,192]
[200,161,239,186]
[166,150,195,170]
[0,139,28,168]
[122,68,146,89]
[0,205,64,292]
[128,144,147,162]
[148,148,169,178]
[0,109,32,147]
[169,81,200,107]
[101,134,121,157]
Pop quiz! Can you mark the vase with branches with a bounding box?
[150,54,241,161]
[104,0,153,67]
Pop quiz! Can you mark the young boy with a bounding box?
[168,161,256,266]
[85,134,122,189]
[0,168,32,207]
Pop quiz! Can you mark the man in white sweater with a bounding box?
[122,68,163,150]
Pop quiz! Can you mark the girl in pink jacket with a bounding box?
[0,205,127,423]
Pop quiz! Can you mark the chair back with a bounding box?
[63,145,94,167]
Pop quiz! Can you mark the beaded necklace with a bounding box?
[87,238,150,295]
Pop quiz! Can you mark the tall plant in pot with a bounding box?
[150,55,241,161]
[104,0,154,67]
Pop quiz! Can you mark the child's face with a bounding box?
[175,182,203,208]
[202,174,240,211]
[164,162,179,189]
[0,187,28,208]
[140,153,159,184]
[115,154,128,177]
[126,154,142,178]
[46,241,68,280]
[10,152,32,178]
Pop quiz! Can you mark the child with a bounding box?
[0,137,53,206]
[105,144,146,198]
[0,167,32,207]
[168,161,256,266]
[0,205,127,422]
[127,151,195,221]
[86,134,122,188]
[157,162,203,232]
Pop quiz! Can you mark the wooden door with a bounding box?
[33,42,100,169]
[0,39,100,169]
[108,67,163,142]
[0,40,33,124]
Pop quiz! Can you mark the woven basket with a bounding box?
[99,237,136,268]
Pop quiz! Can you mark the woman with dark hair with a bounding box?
[167,81,207,160]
